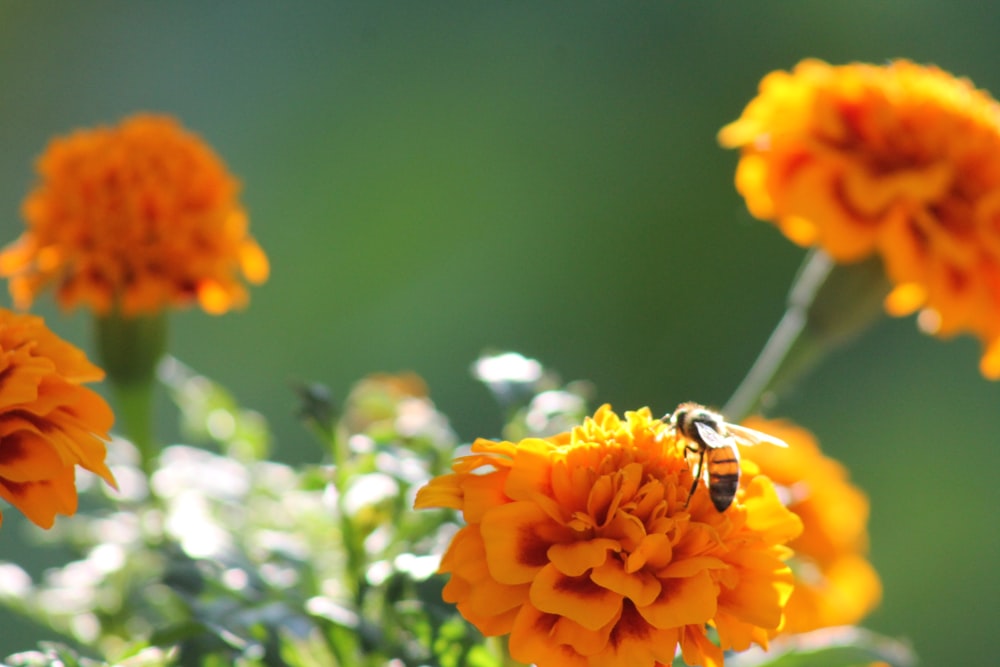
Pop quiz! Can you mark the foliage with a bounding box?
[0,352,912,667]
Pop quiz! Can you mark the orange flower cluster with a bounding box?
[740,417,881,634]
[0,114,269,317]
[0,310,116,529]
[415,406,802,667]
[720,59,1000,378]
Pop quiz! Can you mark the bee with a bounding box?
[663,402,788,512]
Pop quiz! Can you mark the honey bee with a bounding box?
[663,402,788,512]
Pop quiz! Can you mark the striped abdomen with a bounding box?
[706,444,740,512]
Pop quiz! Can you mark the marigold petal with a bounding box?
[421,450,515,521]
[481,501,574,585]
[1,114,268,316]
[637,569,717,629]
[718,551,795,630]
[0,467,77,529]
[240,241,270,284]
[438,524,482,580]
[657,555,727,579]
[714,607,760,653]
[723,59,1000,377]
[981,338,1000,379]
[509,605,589,667]
[782,554,882,633]
[0,430,64,482]
[439,526,526,636]
[547,538,621,576]
[586,462,644,530]
[0,356,50,409]
[197,281,235,315]
[733,154,778,220]
[590,556,662,607]
[780,215,819,247]
[530,563,623,631]
[597,602,680,666]
[417,406,808,665]
[625,532,672,572]
[0,241,32,276]
[462,571,530,633]
[549,612,617,657]
[884,282,927,316]
[551,459,594,515]
[739,416,882,635]
[504,438,556,501]
[0,309,115,529]
[600,604,680,667]
[601,506,650,550]
[841,160,952,218]
[781,164,880,261]
[443,574,523,637]
[680,623,725,667]
[741,476,804,544]
[414,471,473,512]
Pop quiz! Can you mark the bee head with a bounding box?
[669,402,723,440]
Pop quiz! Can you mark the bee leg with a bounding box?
[683,448,705,508]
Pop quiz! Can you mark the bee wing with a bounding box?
[725,423,789,448]
[693,421,732,449]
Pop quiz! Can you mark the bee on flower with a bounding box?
[415,405,803,667]
[662,401,789,512]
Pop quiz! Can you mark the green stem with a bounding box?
[723,251,832,420]
[724,250,892,421]
[94,309,168,478]
[113,380,157,477]
[329,426,368,606]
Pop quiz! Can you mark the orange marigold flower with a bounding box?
[720,59,1000,378]
[739,417,881,634]
[0,114,269,316]
[0,310,117,529]
[415,405,802,667]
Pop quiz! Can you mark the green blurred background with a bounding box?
[0,2,996,665]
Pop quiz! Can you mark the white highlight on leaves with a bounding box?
[473,351,543,383]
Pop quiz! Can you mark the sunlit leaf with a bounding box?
[725,627,916,667]
[158,356,271,460]
[3,643,94,667]
[278,628,338,667]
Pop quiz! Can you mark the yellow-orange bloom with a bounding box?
[415,406,802,667]
[0,310,117,529]
[739,417,881,634]
[0,114,269,316]
[720,59,1000,378]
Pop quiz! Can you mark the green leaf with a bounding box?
[724,627,916,667]
[158,356,271,460]
[148,620,213,647]
[278,629,338,667]
[3,643,96,667]
[292,381,338,445]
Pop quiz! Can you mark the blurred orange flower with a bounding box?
[720,59,1000,378]
[342,371,429,434]
[0,310,116,529]
[415,406,802,667]
[0,114,269,316]
[739,417,881,634]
